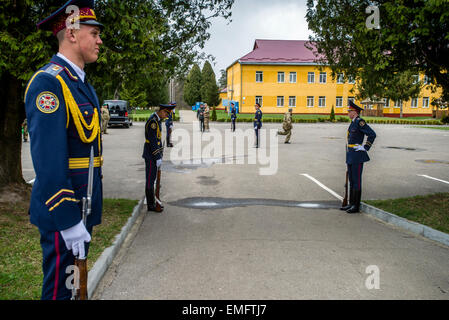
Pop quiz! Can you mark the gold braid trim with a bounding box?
[56,74,100,144]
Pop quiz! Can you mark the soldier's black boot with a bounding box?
[346,189,361,214]
[340,188,353,211]
[146,189,156,212]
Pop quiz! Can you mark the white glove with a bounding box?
[156,159,162,168]
[60,220,91,258]
[255,126,258,130]
[354,145,366,152]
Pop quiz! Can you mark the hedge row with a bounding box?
[130,115,443,125]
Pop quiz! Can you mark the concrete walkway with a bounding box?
[179,109,198,123]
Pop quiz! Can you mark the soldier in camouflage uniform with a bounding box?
[277,108,293,144]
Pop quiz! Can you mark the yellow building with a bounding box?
[226,40,442,117]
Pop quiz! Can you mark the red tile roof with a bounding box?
[237,39,323,65]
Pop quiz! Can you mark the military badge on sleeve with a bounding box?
[36,92,59,114]
[359,120,366,127]
[151,122,157,130]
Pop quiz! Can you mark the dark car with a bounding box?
[103,100,133,128]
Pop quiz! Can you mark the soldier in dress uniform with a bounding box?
[197,103,205,132]
[165,106,175,147]
[230,102,237,132]
[254,103,263,148]
[101,103,110,134]
[340,101,376,214]
[277,108,293,144]
[24,0,104,300]
[143,103,176,212]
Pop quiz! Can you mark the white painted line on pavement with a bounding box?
[417,174,449,186]
[300,173,343,201]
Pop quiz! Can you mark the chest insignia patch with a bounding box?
[151,122,157,130]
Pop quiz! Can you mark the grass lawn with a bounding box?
[365,193,449,234]
[0,197,138,300]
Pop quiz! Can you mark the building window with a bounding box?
[308,72,315,83]
[348,75,355,84]
[423,75,431,85]
[307,96,314,107]
[423,97,429,108]
[348,97,355,106]
[289,72,297,83]
[337,73,345,84]
[318,96,326,107]
[255,96,263,107]
[256,71,263,83]
[411,98,418,108]
[383,98,390,108]
[336,96,343,108]
[277,72,285,83]
[277,96,284,107]
[412,75,420,84]
[393,100,402,108]
[289,96,296,107]
[319,72,327,84]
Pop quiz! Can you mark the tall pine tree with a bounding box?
[201,61,220,107]
[183,64,202,106]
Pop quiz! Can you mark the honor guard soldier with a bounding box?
[24,0,104,299]
[340,101,376,214]
[254,103,263,148]
[165,103,175,147]
[143,103,176,212]
[230,102,237,132]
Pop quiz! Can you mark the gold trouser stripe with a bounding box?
[69,156,103,169]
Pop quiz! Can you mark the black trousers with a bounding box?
[231,119,236,132]
[145,158,157,209]
[347,163,364,191]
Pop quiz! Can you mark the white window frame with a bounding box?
[289,72,297,83]
[277,72,285,83]
[422,97,429,108]
[348,97,355,106]
[256,71,263,83]
[318,96,326,108]
[307,96,314,107]
[308,72,315,83]
[337,73,345,84]
[348,75,355,84]
[255,96,263,107]
[289,96,296,107]
[277,96,284,107]
[423,75,431,85]
[411,98,418,108]
[336,96,343,108]
[319,72,327,84]
[383,98,390,108]
[393,100,403,108]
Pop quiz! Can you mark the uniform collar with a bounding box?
[56,52,86,82]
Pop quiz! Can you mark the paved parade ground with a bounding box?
[22,112,449,299]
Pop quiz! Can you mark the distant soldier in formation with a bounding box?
[340,101,376,214]
[22,118,28,142]
[143,103,176,212]
[165,105,175,147]
[197,103,205,132]
[230,102,237,132]
[254,103,263,148]
[204,103,210,132]
[101,103,110,134]
[277,108,293,144]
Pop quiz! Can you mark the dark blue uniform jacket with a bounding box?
[346,117,376,164]
[24,55,103,232]
[143,113,163,161]
[254,109,263,128]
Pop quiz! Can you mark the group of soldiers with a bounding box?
[23,0,376,300]
[197,103,211,132]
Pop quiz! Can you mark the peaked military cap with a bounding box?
[159,102,176,110]
[348,100,363,113]
[37,0,104,36]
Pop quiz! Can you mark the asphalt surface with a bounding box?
[21,113,449,299]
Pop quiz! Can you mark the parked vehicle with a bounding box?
[103,100,132,128]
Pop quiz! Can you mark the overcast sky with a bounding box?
[201,0,314,79]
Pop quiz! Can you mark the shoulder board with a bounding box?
[43,64,64,77]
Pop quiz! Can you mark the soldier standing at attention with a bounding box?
[197,103,205,132]
[24,0,104,300]
[254,103,263,148]
[143,103,176,212]
[204,103,210,132]
[277,108,293,144]
[165,104,175,148]
[230,102,237,132]
[101,103,110,134]
[340,101,376,214]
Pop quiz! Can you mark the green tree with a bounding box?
[218,69,227,89]
[201,61,220,107]
[183,64,202,106]
[306,0,449,101]
[330,105,335,121]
